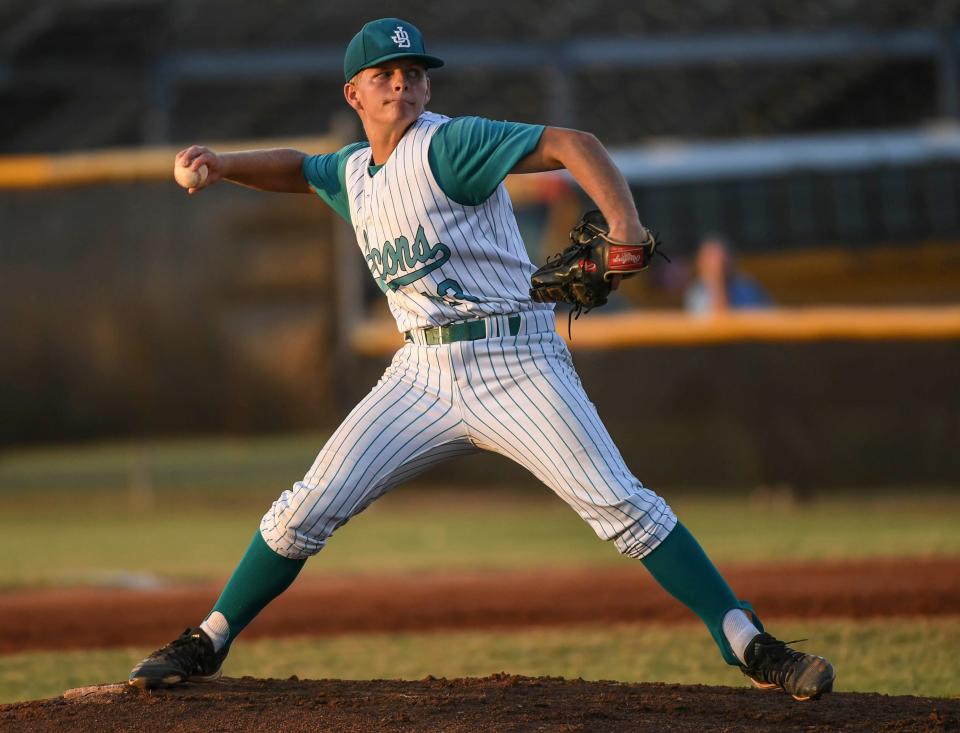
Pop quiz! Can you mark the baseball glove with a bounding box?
[529,210,664,317]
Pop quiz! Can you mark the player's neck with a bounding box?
[363,118,417,165]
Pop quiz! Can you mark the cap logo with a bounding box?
[390,25,411,48]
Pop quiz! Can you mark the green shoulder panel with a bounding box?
[428,116,546,206]
[301,141,370,224]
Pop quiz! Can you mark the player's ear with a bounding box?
[424,74,431,105]
[344,82,363,112]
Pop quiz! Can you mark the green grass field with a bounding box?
[1,435,958,703]
[1,489,958,587]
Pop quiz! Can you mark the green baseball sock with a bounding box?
[200,530,306,651]
[641,521,759,665]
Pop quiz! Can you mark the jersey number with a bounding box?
[429,278,480,306]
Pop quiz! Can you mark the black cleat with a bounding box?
[128,628,229,690]
[740,632,835,701]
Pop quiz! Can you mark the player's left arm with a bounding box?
[513,127,644,244]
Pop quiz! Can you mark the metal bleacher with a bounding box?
[1,0,956,151]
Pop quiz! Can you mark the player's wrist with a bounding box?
[215,152,235,178]
[604,215,645,243]
[606,224,646,244]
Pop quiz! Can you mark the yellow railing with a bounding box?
[0,137,339,189]
[0,140,565,202]
[349,306,960,355]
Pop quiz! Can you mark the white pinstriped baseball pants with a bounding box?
[260,309,677,560]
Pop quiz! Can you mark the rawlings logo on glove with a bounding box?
[529,210,665,326]
[608,246,649,268]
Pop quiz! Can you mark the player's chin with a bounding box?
[382,101,421,123]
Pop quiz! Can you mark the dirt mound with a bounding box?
[1,557,958,654]
[2,675,957,732]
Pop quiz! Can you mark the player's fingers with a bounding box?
[192,152,221,177]
[178,145,209,167]
[176,146,197,164]
[188,149,216,167]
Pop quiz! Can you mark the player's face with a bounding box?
[344,60,431,129]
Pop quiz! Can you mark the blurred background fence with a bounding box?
[2,0,959,488]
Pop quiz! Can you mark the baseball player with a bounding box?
[130,18,835,701]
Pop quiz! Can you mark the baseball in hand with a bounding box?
[174,162,208,189]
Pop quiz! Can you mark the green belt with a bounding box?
[406,315,521,345]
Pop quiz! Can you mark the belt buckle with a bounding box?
[438,326,449,345]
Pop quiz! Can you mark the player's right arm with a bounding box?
[175,146,311,194]
[512,127,644,245]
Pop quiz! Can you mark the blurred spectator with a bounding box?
[684,236,771,315]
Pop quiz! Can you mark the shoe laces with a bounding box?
[750,636,810,685]
[155,629,211,672]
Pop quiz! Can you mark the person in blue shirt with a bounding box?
[685,236,772,315]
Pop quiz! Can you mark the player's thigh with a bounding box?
[461,335,675,556]
[262,346,467,557]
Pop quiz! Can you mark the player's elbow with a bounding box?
[545,127,599,152]
[543,127,605,168]
[573,129,601,147]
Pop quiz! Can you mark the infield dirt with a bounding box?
[3,675,959,732]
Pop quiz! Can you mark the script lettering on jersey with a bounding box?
[364,224,451,293]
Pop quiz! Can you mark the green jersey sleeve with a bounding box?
[428,117,546,206]
[301,142,369,224]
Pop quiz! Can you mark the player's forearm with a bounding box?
[219,149,311,193]
[527,128,645,242]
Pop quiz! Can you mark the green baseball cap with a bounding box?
[343,18,444,82]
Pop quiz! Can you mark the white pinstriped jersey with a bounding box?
[344,111,554,333]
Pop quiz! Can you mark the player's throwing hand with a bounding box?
[174,146,223,194]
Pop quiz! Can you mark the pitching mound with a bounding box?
[2,676,957,732]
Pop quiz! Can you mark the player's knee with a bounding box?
[259,503,329,559]
[614,531,661,560]
[608,505,678,560]
[260,524,326,560]
[259,484,343,560]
